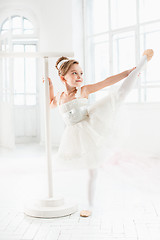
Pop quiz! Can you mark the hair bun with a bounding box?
[55,56,79,77]
[57,59,69,69]
[55,56,68,70]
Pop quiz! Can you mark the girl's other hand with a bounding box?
[42,77,52,84]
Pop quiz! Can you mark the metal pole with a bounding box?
[44,56,53,198]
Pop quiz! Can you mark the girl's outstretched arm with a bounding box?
[83,69,132,95]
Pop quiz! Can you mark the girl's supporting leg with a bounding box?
[88,168,98,207]
[80,168,98,217]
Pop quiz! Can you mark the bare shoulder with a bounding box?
[81,85,90,99]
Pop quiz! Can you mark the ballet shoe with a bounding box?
[143,49,154,61]
[80,209,92,217]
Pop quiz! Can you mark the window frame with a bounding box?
[83,0,160,104]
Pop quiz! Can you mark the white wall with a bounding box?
[0,0,159,157]
[114,104,160,157]
[126,104,160,157]
[71,0,84,69]
[0,0,73,52]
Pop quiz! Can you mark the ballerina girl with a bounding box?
[46,49,154,217]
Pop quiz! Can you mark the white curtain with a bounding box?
[0,56,15,150]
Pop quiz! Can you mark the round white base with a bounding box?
[24,196,78,218]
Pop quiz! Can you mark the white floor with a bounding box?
[0,143,160,240]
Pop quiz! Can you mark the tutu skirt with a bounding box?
[54,89,126,170]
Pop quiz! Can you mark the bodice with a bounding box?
[57,87,89,126]
[58,98,89,126]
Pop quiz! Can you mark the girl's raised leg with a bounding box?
[116,49,153,104]
[117,55,147,104]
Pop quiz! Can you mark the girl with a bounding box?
[47,49,154,217]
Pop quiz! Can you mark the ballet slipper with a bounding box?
[80,209,92,217]
[143,49,154,61]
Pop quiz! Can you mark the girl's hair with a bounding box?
[55,56,79,76]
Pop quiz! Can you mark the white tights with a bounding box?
[116,55,147,104]
[87,168,98,207]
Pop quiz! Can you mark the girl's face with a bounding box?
[61,63,83,87]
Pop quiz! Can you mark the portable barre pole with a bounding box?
[44,56,53,198]
[0,51,78,217]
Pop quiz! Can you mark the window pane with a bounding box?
[111,0,136,29]
[94,42,110,83]
[87,35,109,84]
[24,29,34,34]
[2,92,11,103]
[142,88,160,102]
[23,18,33,29]
[1,40,9,51]
[25,45,36,93]
[1,44,5,51]
[13,44,24,52]
[1,30,7,35]
[2,59,6,89]
[6,44,9,51]
[12,29,22,34]
[6,58,10,89]
[26,95,36,105]
[12,16,22,29]
[113,31,137,102]
[113,31,136,73]
[2,58,9,91]
[2,18,9,30]
[13,58,24,93]
[86,0,109,35]
[2,60,5,89]
[140,24,160,84]
[25,45,36,52]
[139,0,160,23]
[14,94,24,105]
[25,58,36,93]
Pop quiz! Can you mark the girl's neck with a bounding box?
[64,86,77,96]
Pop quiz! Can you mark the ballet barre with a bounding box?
[0,51,78,218]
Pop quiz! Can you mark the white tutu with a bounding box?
[54,91,120,170]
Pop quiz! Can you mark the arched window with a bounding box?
[0,15,38,106]
[0,15,34,35]
[0,14,39,142]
